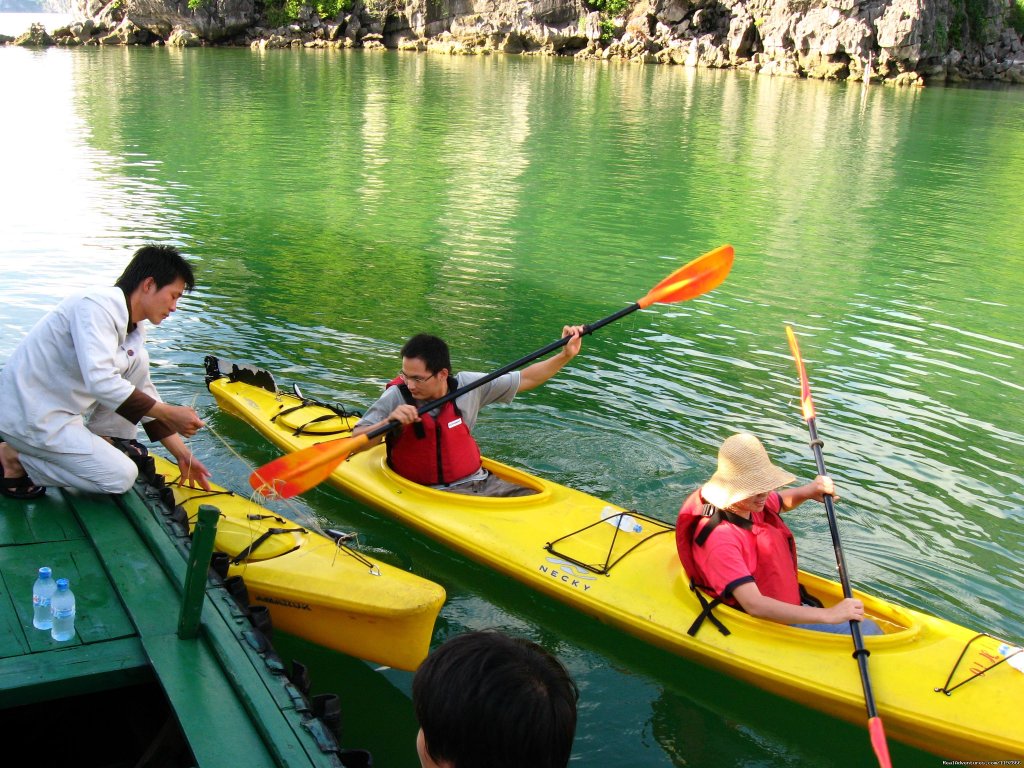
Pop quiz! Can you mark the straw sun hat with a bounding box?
[701,433,796,510]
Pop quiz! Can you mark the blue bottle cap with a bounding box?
[39,567,52,577]
[56,578,69,590]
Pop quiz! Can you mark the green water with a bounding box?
[2,46,1022,766]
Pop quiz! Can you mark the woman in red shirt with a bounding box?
[677,433,881,634]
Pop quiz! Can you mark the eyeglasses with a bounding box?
[397,370,437,385]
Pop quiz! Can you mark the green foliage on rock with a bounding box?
[934,17,948,50]
[261,0,351,26]
[965,0,992,41]
[593,0,629,14]
[364,0,404,19]
[945,0,1000,47]
[949,1,966,47]
[314,0,348,18]
[586,0,629,43]
[1010,0,1024,35]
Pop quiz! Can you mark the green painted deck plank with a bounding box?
[0,636,151,707]
[0,492,83,545]
[0,490,136,661]
[0,538,136,655]
[143,631,294,764]
[114,488,301,714]
[0,490,151,704]
[116,490,336,766]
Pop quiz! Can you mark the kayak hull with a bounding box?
[207,360,1024,759]
[152,455,444,672]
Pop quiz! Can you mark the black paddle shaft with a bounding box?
[805,415,881,720]
[364,302,641,443]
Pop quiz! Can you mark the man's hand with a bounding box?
[176,453,212,490]
[561,325,584,360]
[387,403,421,425]
[150,401,206,437]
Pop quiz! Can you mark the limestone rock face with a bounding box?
[167,25,200,44]
[72,0,257,41]
[2,0,1015,85]
[14,21,54,44]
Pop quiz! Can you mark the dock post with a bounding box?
[178,504,220,639]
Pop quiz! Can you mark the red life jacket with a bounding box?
[675,488,800,636]
[384,376,482,486]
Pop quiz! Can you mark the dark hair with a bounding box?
[401,334,451,375]
[115,244,196,294]
[412,630,578,768]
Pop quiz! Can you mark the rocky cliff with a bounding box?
[6,0,1023,85]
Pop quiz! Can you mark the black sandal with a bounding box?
[0,463,46,500]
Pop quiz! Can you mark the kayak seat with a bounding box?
[205,355,278,393]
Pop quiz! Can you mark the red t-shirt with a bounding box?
[683,490,802,607]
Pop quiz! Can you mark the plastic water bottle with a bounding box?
[50,578,76,642]
[32,566,57,630]
[601,506,643,533]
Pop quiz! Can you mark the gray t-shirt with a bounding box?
[355,371,521,434]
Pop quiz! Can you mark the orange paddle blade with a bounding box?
[637,244,734,309]
[249,433,369,499]
[785,325,816,422]
[868,717,893,768]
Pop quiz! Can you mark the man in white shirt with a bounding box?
[0,244,212,498]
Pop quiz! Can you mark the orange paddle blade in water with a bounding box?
[869,717,893,768]
[249,434,369,498]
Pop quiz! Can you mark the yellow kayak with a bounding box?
[206,356,1024,759]
[151,453,444,672]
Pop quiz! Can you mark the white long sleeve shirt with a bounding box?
[0,286,160,454]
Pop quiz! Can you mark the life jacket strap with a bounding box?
[687,581,732,637]
[687,503,746,636]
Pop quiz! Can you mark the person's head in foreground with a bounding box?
[412,629,579,768]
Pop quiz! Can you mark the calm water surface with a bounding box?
[1,46,1022,766]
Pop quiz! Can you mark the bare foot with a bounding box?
[0,443,46,500]
[0,441,29,479]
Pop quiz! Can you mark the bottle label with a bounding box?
[52,607,75,619]
[33,596,51,608]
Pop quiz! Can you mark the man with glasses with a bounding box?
[352,328,583,496]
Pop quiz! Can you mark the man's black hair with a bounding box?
[401,334,452,375]
[412,629,578,768]
[115,244,196,294]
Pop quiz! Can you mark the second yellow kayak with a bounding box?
[152,454,445,672]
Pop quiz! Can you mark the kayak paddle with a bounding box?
[250,244,735,498]
[785,325,893,768]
